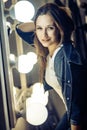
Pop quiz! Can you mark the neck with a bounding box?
[48,43,61,57]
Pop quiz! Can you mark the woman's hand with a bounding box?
[71,125,81,130]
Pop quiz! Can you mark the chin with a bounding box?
[41,42,50,48]
[42,44,49,48]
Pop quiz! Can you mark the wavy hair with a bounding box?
[34,3,75,82]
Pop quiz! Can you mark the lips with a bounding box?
[42,39,50,42]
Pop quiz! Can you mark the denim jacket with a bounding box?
[16,28,87,126]
[44,42,87,126]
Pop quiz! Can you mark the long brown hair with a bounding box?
[34,3,75,82]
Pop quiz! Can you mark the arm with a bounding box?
[70,63,87,130]
[15,22,35,44]
[17,21,35,32]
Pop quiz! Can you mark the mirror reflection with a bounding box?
[4,0,66,130]
[1,0,87,130]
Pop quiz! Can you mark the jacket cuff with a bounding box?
[70,119,80,125]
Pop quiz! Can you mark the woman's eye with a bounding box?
[36,27,42,30]
[47,26,55,30]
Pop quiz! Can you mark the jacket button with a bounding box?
[67,97,69,100]
[67,80,70,83]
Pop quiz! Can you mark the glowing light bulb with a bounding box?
[17,52,37,73]
[31,83,49,106]
[14,1,35,22]
[26,99,48,126]
[27,52,37,65]
[26,82,49,125]
[3,0,8,2]
[18,55,33,73]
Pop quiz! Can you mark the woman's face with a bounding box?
[35,14,59,48]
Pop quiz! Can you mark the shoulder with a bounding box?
[55,42,82,65]
[63,42,82,65]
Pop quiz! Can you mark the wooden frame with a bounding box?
[0,0,16,129]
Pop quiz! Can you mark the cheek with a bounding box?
[49,31,57,39]
[36,32,42,42]
[36,32,42,39]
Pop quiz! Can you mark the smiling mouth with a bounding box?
[42,39,50,42]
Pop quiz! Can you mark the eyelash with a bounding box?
[36,26,55,30]
[36,27,42,30]
[48,26,55,30]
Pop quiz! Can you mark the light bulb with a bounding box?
[18,55,33,73]
[26,98,48,126]
[14,1,35,22]
[27,52,37,65]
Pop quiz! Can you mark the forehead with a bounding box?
[36,14,55,26]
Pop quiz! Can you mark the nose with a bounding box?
[42,29,48,39]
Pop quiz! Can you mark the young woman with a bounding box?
[16,3,87,130]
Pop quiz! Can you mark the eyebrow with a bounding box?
[36,24,56,27]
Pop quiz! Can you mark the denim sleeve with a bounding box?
[70,63,87,125]
[70,103,81,125]
[16,25,34,44]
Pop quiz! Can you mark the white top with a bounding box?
[45,45,66,105]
